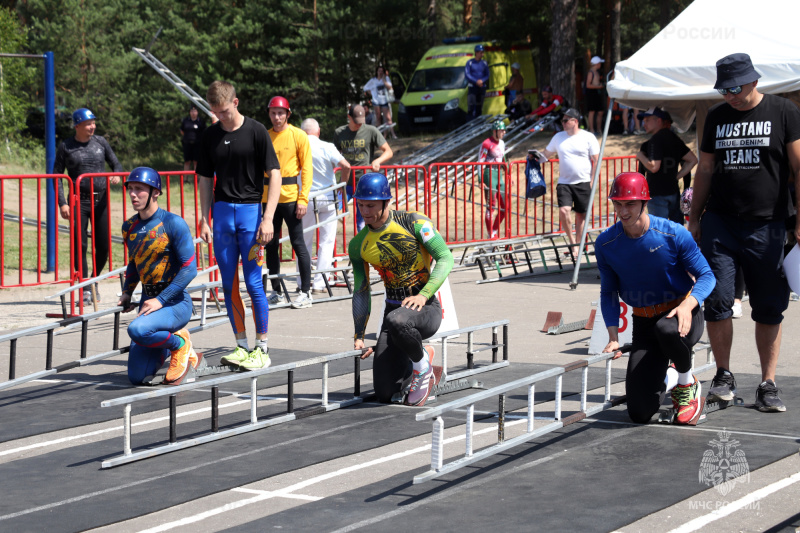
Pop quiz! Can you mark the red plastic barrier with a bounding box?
[0,175,74,288]
[428,162,510,243]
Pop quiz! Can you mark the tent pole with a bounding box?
[570,96,615,290]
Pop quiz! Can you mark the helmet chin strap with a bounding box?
[143,187,156,210]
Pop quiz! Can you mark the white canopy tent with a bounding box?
[570,0,800,289]
[606,0,800,136]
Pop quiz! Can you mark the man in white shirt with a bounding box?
[543,108,600,253]
[299,118,352,292]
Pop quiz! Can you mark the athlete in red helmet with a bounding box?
[595,172,716,424]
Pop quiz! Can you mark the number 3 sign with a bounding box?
[588,301,634,354]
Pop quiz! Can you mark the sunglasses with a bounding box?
[717,85,743,96]
[561,118,574,123]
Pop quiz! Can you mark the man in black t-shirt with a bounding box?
[197,80,282,370]
[689,53,800,413]
[636,107,697,224]
[179,105,206,171]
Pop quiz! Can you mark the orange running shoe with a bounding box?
[671,375,702,424]
[164,329,193,384]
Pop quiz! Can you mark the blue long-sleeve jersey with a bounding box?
[594,216,715,328]
[465,58,489,86]
[121,208,197,304]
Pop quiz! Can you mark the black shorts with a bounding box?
[700,210,789,324]
[556,182,592,213]
[182,141,200,162]
[586,88,604,112]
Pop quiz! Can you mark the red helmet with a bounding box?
[609,172,650,201]
[268,96,291,111]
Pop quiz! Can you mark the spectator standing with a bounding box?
[689,53,800,412]
[333,104,393,231]
[636,107,697,224]
[504,62,524,109]
[363,65,397,138]
[542,108,600,254]
[585,56,605,135]
[263,96,314,309]
[296,118,351,293]
[197,80,282,371]
[465,44,489,119]
[179,105,206,172]
[55,107,123,304]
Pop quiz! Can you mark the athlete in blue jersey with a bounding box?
[596,172,715,424]
[118,168,200,385]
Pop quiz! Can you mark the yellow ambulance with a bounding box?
[397,38,537,133]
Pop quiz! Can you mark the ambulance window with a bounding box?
[408,68,467,91]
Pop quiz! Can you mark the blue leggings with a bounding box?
[127,293,193,385]
[213,202,269,335]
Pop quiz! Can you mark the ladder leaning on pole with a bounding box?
[131,45,214,119]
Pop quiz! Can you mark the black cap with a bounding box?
[562,108,581,121]
[714,53,761,89]
[637,107,672,122]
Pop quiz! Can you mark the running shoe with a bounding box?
[268,291,285,305]
[220,346,249,366]
[671,375,701,424]
[291,291,313,309]
[164,329,194,384]
[238,346,271,371]
[755,379,786,412]
[707,368,737,402]
[406,347,436,407]
[731,301,743,318]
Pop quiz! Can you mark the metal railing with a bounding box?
[413,343,715,484]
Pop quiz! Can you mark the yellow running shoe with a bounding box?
[221,346,250,367]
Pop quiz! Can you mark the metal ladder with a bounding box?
[132,44,213,118]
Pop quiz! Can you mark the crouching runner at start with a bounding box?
[350,173,454,406]
[118,167,200,385]
[596,172,715,424]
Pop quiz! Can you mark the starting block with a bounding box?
[143,353,244,386]
[390,365,484,405]
[541,309,596,335]
[657,396,744,425]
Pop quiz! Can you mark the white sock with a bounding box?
[256,339,268,352]
[664,366,679,391]
[237,338,250,351]
[677,370,694,386]
[412,356,430,373]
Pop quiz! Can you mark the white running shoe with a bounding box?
[291,291,312,309]
[731,301,743,319]
[268,291,285,305]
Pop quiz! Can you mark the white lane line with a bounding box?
[329,428,633,533]
[0,415,395,522]
[583,417,800,441]
[0,400,251,458]
[231,487,321,501]
[136,417,539,532]
[31,378,129,388]
[666,471,800,533]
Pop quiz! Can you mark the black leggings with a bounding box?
[625,307,704,424]
[265,202,311,292]
[74,192,109,279]
[373,298,442,403]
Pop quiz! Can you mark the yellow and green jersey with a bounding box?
[348,210,453,340]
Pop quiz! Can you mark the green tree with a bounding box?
[0,7,35,145]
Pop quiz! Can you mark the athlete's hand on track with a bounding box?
[355,338,373,359]
[117,293,136,313]
[295,203,307,219]
[199,219,213,244]
[138,298,163,317]
[602,339,623,360]
[256,219,273,245]
[402,294,427,311]
[59,205,70,220]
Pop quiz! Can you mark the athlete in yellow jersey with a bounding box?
[349,173,454,406]
[263,96,315,308]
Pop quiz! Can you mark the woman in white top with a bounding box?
[363,65,397,138]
